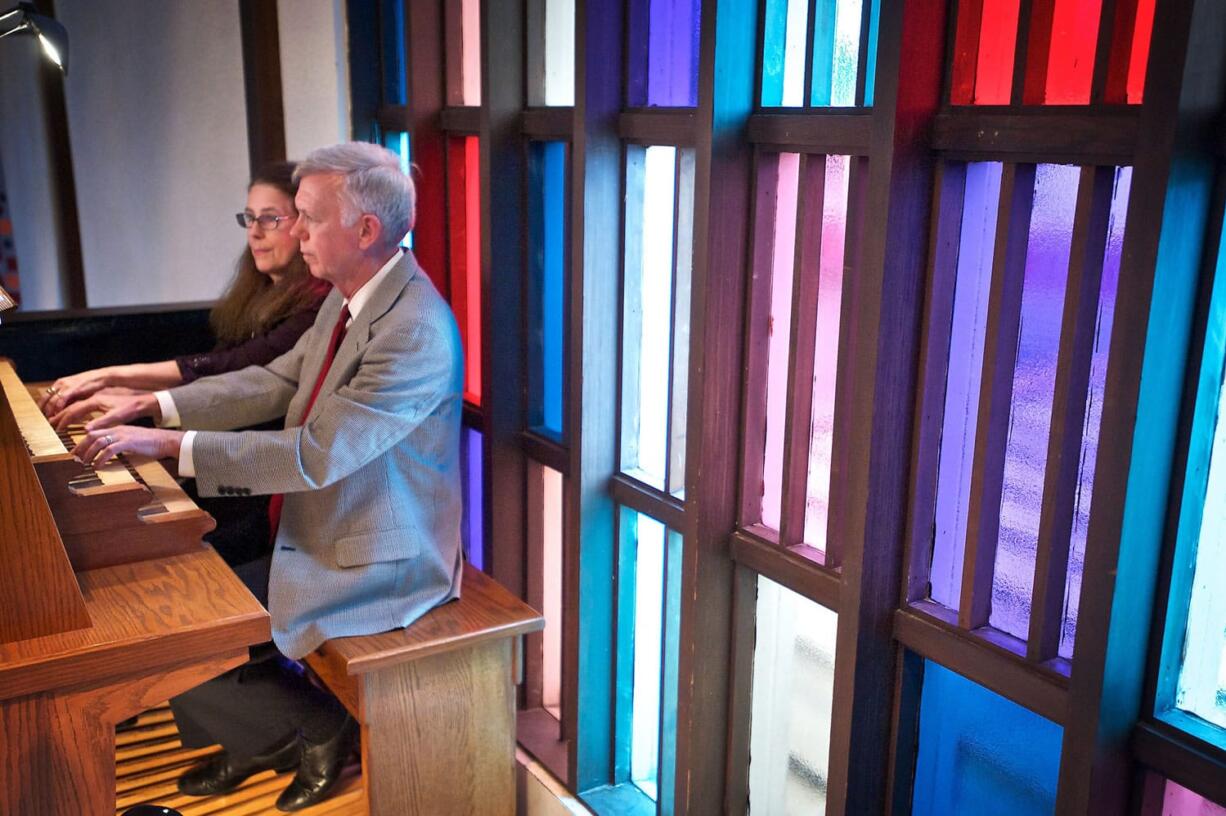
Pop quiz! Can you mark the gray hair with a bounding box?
[294,142,415,245]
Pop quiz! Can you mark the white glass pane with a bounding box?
[631,514,667,799]
[748,575,838,815]
[544,0,575,105]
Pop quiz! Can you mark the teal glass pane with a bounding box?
[761,0,809,106]
[615,509,681,808]
[863,0,880,105]
[912,661,1062,815]
[527,141,567,439]
[1175,222,1226,731]
[381,130,412,248]
[811,0,863,107]
[748,575,838,813]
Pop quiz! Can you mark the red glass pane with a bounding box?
[1042,0,1102,104]
[447,136,483,405]
[950,0,1021,105]
[1126,0,1155,103]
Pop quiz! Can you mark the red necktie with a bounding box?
[267,305,350,542]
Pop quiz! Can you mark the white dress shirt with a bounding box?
[159,250,404,476]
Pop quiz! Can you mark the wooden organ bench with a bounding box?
[305,564,544,816]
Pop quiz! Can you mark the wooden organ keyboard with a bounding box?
[0,360,270,815]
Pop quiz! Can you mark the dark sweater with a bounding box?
[175,299,324,383]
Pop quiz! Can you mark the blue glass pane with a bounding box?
[461,427,484,571]
[912,661,1062,816]
[528,141,567,439]
[379,0,406,105]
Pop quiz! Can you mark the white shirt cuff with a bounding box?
[154,390,181,428]
[178,430,197,478]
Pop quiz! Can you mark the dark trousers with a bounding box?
[169,555,348,760]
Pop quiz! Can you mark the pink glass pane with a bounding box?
[762,153,801,530]
[528,462,565,719]
[1163,780,1226,816]
[1059,166,1131,659]
[990,163,1081,641]
[461,0,481,104]
[931,163,1003,610]
[803,155,850,551]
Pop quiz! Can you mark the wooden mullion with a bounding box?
[950,0,985,104]
[522,107,576,140]
[1096,0,1141,104]
[1027,165,1114,663]
[957,162,1033,631]
[746,112,873,155]
[520,429,570,476]
[722,564,759,815]
[440,104,483,133]
[729,529,841,611]
[375,104,412,130]
[894,604,1069,724]
[824,155,868,569]
[903,160,968,604]
[1013,0,1049,106]
[617,109,698,145]
[663,149,682,497]
[443,0,464,106]
[524,460,546,710]
[932,108,1141,165]
[778,153,826,550]
[854,0,873,106]
[608,473,687,533]
[823,2,947,810]
[738,151,783,528]
[1132,721,1226,807]
[803,0,818,108]
[405,0,449,296]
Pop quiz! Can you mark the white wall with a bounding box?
[58,0,251,307]
[278,0,350,160]
[0,36,71,310]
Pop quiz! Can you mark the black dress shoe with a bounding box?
[178,731,300,796]
[275,717,358,812]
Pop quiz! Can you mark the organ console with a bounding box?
[0,360,269,815]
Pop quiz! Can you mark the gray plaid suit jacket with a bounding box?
[167,253,464,659]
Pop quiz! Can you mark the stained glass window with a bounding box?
[461,427,484,571]
[447,136,483,405]
[527,141,568,439]
[760,0,881,108]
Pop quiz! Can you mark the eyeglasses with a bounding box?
[235,212,296,231]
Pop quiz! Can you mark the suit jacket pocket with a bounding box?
[335,529,420,567]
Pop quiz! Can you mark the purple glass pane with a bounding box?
[1059,166,1131,658]
[931,163,1003,610]
[462,427,485,570]
[990,163,1080,641]
[630,0,700,106]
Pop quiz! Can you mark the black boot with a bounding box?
[177,731,300,796]
[275,717,358,812]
